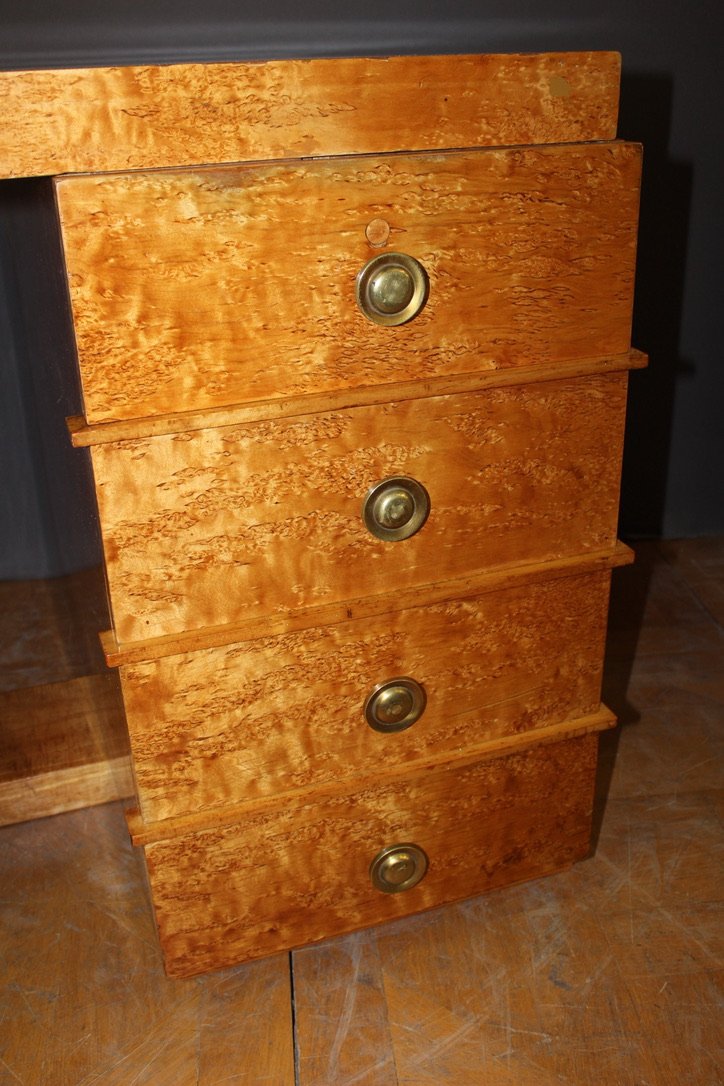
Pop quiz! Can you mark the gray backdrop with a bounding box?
[1,0,722,579]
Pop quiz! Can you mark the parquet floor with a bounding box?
[0,538,722,1085]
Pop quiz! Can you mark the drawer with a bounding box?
[138,732,600,977]
[92,372,628,644]
[121,569,611,823]
[55,142,641,424]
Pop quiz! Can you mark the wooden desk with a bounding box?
[0,51,642,976]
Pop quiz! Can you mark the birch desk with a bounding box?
[0,52,643,977]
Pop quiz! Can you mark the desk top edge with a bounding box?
[0,51,621,179]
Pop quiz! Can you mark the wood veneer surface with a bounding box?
[1,52,620,179]
[121,570,610,823]
[67,349,648,448]
[1,540,721,1083]
[1,51,641,997]
[56,142,640,423]
[91,373,628,644]
[144,733,599,977]
[102,543,633,666]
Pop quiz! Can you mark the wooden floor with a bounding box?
[0,538,722,1085]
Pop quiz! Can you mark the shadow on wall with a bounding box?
[617,72,693,540]
[0,178,103,580]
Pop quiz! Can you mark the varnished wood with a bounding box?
[142,733,600,976]
[0,53,643,982]
[0,52,621,180]
[67,348,648,448]
[55,141,640,424]
[101,542,633,666]
[1,539,720,1083]
[126,707,614,846]
[90,373,629,645]
[120,570,612,824]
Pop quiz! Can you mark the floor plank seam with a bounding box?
[290,950,301,1086]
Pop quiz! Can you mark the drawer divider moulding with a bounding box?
[100,542,634,667]
[66,350,648,448]
[126,704,617,848]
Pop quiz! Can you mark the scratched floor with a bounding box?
[1,538,722,1086]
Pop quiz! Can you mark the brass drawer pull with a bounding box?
[362,475,430,541]
[356,252,429,326]
[370,843,429,893]
[364,677,427,733]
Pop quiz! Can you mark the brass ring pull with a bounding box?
[362,476,430,542]
[356,252,429,326]
[369,843,429,894]
[364,677,427,733]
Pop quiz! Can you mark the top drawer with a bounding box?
[55,142,641,424]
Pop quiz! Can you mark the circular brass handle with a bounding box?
[356,252,429,326]
[365,677,427,733]
[362,476,430,542]
[370,843,429,894]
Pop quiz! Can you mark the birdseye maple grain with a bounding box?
[55,141,640,424]
[0,51,642,977]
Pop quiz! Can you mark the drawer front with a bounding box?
[143,733,599,977]
[122,570,610,823]
[93,373,627,644]
[56,142,641,424]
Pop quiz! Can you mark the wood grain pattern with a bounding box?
[90,373,628,644]
[120,570,611,823]
[1,540,720,1083]
[143,733,599,977]
[67,348,648,448]
[0,568,131,824]
[102,542,633,666]
[11,52,640,985]
[55,142,641,424]
[126,706,615,846]
[292,935,398,1086]
[0,756,133,830]
[0,52,621,179]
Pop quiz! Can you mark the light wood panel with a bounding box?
[0,52,621,179]
[143,733,600,977]
[126,707,615,846]
[1,539,721,1083]
[102,542,633,666]
[67,348,648,448]
[91,373,628,644]
[121,569,611,823]
[56,141,640,423]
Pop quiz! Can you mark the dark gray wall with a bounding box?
[1,0,722,578]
